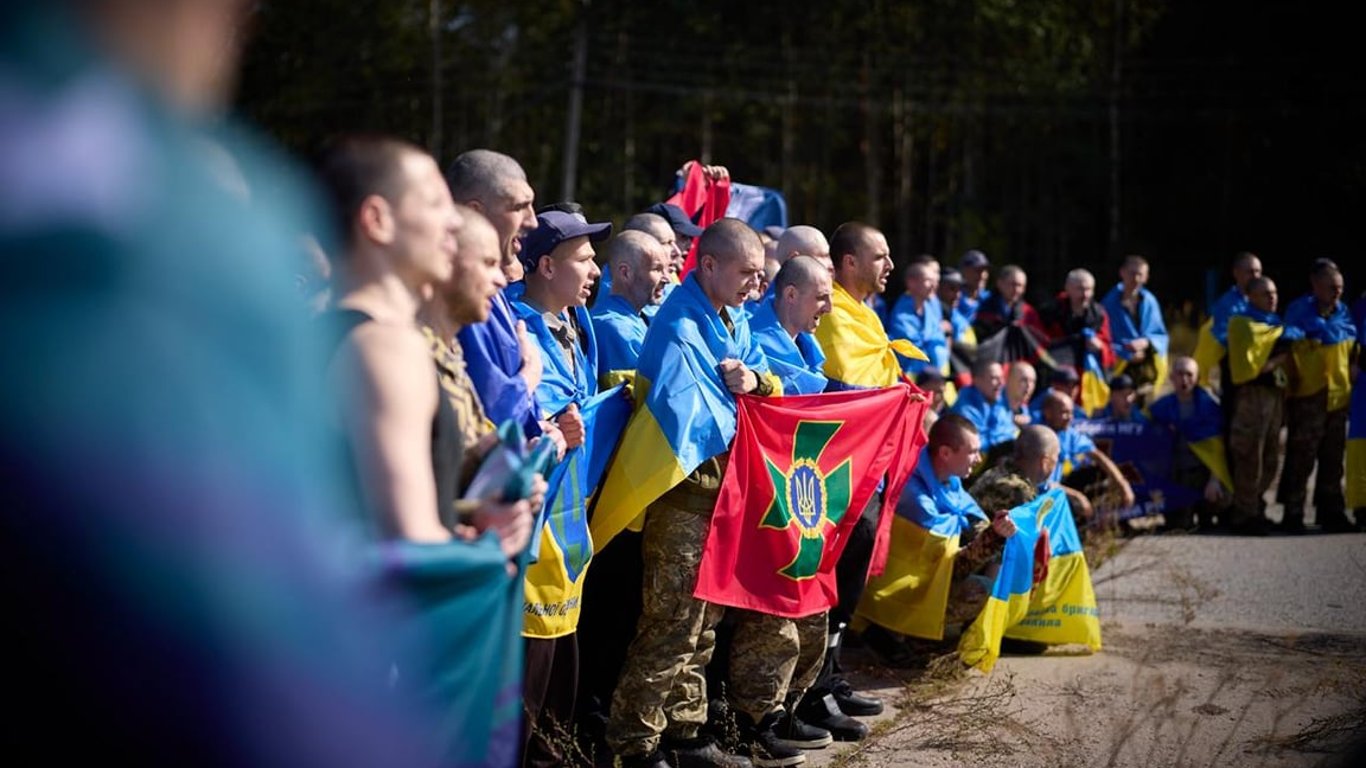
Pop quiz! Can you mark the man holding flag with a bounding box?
[593,219,778,768]
[1193,252,1263,390]
[720,255,863,755]
[857,416,1018,664]
[1101,255,1169,397]
[801,222,927,734]
[508,208,632,766]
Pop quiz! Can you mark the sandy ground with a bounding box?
[806,531,1366,768]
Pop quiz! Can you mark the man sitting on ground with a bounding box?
[1040,391,1136,523]
[1148,356,1231,531]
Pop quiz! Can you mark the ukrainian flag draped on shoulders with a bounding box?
[590,292,648,389]
[1147,386,1233,491]
[1347,313,1366,509]
[816,281,926,389]
[749,297,829,396]
[1101,283,1169,387]
[1284,294,1355,411]
[856,446,988,640]
[1192,286,1245,387]
[1227,305,1303,385]
[959,487,1101,673]
[508,285,630,638]
[590,273,781,547]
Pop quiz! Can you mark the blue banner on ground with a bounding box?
[1074,419,1198,520]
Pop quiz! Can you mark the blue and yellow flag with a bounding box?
[590,274,780,548]
[816,282,926,389]
[509,290,631,637]
[856,446,988,640]
[590,292,648,389]
[958,488,1101,673]
[1284,295,1355,411]
[1102,284,1169,389]
[1227,306,1303,386]
[1192,286,1245,387]
[1147,387,1233,491]
[1347,316,1366,509]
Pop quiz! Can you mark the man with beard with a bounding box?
[593,231,672,379]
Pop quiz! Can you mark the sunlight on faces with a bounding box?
[938,428,982,479]
[621,241,671,309]
[536,236,600,310]
[701,243,764,309]
[905,265,938,301]
[1169,358,1198,396]
[1043,392,1074,431]
[1248,278,1277,313]
[976,362,1005,402]
[1065,273,1095,308]
[1007,364,1037,407]
[444,211,504,325]
[480,177,535,264]
[781,270,834,334]
[843,230,892,297]
[938,278,962,305]
[963,264,989,294]
[386,152,462,285]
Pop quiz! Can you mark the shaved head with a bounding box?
[445,149,526,205]
[775,225,830,264]
[622,212,673,244]
[605,230,660,271]
[773,254,828,296]
[697,218,763,266]
[1015,425,1060,462]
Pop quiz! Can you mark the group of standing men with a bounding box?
[889,247,1362,537]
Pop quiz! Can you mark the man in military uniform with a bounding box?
[1278,263,1355,532]
[1226,277,1296,536]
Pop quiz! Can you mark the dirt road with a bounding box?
[810,532,1366,768]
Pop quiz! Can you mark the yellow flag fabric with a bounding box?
[1191,317,1224,388]
[958,488,1101,673]
[1189,437,1234,492]
[1347,440,1366,509]
[817,282,926,388]
[1227,315,1284,385]
[855,517,960,640]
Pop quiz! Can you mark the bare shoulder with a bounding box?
[331,323,437,407]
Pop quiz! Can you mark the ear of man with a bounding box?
[358,194,395,245]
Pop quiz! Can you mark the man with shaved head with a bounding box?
[448,149,559,444]
[1149,356,1231,531]
[1040,390,1135,519]
[972,264,1043,340]
[774,225,833,274]
[969,425,1063,525]
[888,260,948,377]
[1194,251,1264,389]
[1042,268,1115,414]
[597,212,683,313]
[603,218,779,768]
[723,254,845,755]
[1225,276,1297,535]
[1278,262,1355,532]
[592,231,672,377]
[860,414,1019,664]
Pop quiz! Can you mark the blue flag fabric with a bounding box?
[591,293,649,375]
[379,538,524,767]
[900,446,988,534]
[950,385,1018,449]
[1208,286,1246,345]
[749,298,829,396]
[458,292,541,437]
[590,273,778,546]
[508,285,600,418]
[887,294,950,374]
[1101,284,1170,361]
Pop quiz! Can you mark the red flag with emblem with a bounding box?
[694,385,928,618]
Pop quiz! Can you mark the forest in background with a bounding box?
[236,0,1364,316]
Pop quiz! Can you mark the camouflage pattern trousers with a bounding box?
[607,493,724,758]
[1227,383,1284,525]
[1277,391,1347,521]
[727,610,826,722]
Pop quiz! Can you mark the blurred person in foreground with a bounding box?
[0,1,449,764]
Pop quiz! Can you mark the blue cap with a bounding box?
[644,202,704,238]
[959,249,989,269]
[519,210,612,273]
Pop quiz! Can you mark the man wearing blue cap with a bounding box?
[957,250,992,323]
[508,208,613,767]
